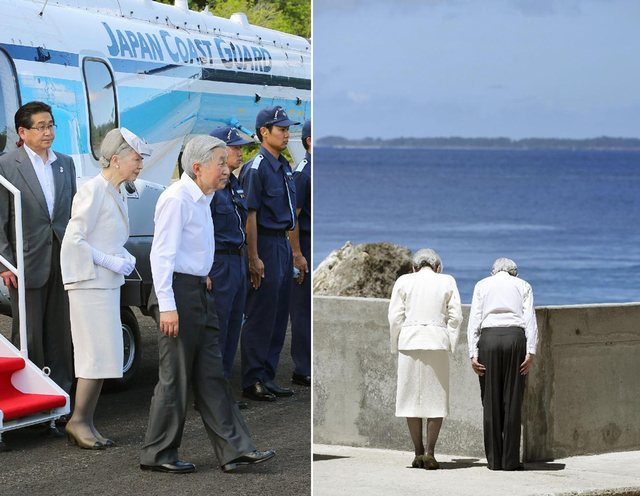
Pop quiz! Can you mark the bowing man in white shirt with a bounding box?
[140,135,275,474]
[467,258,539,471]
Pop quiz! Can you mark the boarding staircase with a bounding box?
[0,175,70,451]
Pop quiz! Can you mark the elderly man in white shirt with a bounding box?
[139,135,275,474]
[389,249,462,470]
[467,257,538,471]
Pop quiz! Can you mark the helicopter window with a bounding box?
[83,59,118,160]
[0,49,20,154]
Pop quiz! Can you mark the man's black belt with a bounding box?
[258,227,287,237]
[173,273,207,285]
[215,248,245,256]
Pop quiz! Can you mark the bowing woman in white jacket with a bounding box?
[61,128,151,449]
[388,249,462,470]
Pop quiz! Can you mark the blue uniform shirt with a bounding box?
[241,146,297,231]
[293,152,311,234]
[211,173,248,250]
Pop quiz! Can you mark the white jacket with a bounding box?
[61,174,129,290]
[388,268,463,353]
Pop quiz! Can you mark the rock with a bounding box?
[313,241,413,299]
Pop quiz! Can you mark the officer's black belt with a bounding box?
[173,273,208,285]
[257,227,287,237]
[215,248,245,256]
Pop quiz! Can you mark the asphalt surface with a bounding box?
[0,309,311,496]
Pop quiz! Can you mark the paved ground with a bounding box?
[313,444,640,496]
[1,310,310,496]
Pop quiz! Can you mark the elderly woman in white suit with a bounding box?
[61,128,151,449]
[388,248,462,470]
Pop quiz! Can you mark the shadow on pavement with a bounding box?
[313,453,350,462]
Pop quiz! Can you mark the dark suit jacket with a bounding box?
[0,146,77,289]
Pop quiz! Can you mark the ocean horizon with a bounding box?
[313,147,640,306]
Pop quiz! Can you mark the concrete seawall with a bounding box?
[313,296,640,461]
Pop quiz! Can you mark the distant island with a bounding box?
[317,136,640,151]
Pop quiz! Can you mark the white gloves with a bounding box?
[91,247,136,276]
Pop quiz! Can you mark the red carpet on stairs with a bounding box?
[0,357,66,422]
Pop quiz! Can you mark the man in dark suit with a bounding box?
[0,101,77,395]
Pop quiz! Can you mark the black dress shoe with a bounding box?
[292,372,311,387]
[263,380,294,397]
[140,461,196,474]
[44,426,66,438]
[237,401,249,410]
[221,449,276,472]
[242,382,277,402]
[55,414,70,426]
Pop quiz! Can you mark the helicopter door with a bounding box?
[0,48,20,155]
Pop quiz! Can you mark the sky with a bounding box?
[313,0,640,140]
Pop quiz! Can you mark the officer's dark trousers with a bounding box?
[289,231,310,376]
[140,274,255,466]
[241,234,293,389]
[10,237,73,394]
[209,254,247,379]
[478,327,527,471]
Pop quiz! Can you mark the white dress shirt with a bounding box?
[150,173,215,312]
[388,268,463,354]
[467,271,539,358]
[24,144,56,217]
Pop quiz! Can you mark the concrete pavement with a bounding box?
[313,444,640,496]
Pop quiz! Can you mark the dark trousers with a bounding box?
[289,232,310,376]
[241,235,293,389]
[9,237,73,394]
[209,254,247,379]
[140,274,255,466]
[478,327,527,471]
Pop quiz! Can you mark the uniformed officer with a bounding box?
[288,120,311,386]
[208,126,252,401]
[239,106,300,402]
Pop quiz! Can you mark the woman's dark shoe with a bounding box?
[91,427,116,447]
[65,424,104,450]
[98,437,116,447]
[422,454,439,470]
[411,455,425,468]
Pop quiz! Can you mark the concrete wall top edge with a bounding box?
[314,295,640,310]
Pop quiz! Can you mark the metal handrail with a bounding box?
[0,174,28,359]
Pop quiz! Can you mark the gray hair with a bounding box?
[492,257,518,276]
[181,135,226,179]
[99,128,134,168]
[412,248,442,272]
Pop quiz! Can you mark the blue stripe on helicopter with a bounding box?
[0,43,79,67]
[0,44,310,91]
[109,58,311,90]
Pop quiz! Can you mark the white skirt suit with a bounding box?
[60,174,129,379]
[388,268,463,418]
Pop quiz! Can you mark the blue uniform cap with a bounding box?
[209,126,253,146]
[256,106,300,129]
[302,120,311,140]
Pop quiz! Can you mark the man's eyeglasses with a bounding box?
[29,124,58,133]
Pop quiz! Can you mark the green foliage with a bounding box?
[156,0,310,38]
